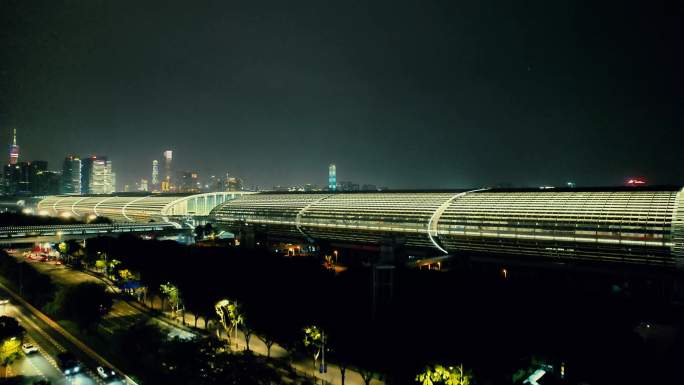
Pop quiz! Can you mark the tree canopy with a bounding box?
[45,282,112,330]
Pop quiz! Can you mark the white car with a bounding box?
[21,343,38,354]
[97,366,117,380]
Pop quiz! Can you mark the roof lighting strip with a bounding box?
[52,196,70,214]
[70,197,88,217]
[93,196,116,218]
[295,195,334,240]
[671,187,684,260]
[427,189,487,254]
[122,195,151,222]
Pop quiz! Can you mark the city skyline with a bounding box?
[1,126,677,193]
[0,130,385,193]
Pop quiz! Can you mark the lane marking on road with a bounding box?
[25,354,49,382]
[18,311,67,353]
[0,280,138,385]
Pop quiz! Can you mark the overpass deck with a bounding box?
[0,223,176,240]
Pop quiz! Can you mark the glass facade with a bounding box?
[37,192,253,223]
[61,156,81,195]
[210,188,684,268]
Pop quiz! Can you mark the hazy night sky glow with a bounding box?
[0,0,682,189]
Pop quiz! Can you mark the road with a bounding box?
[0,287,127,385]
[10,253,195,341]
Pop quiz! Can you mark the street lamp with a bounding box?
[333,250,338,265]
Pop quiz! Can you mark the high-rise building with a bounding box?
[3,164,20,195]
[8,128,19,165]
[35,171,61,195]
[61,156,82,195]
[138,179,149,192]
[81,156,101,194]
[104,160,115,193]
[81,156,114,194]
[163,150,173,189]
[17,162,31,194]
[328,163,336,192]
[1,161,46,195]
[226,177,242,192]
[25,161,47,194]
[151,160,159,190]
[179,171,200,193]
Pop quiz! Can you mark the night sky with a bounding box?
[0,0,682,189]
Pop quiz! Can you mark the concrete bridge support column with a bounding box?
[372,237,404,319]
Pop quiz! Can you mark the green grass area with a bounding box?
[55,319,111,356]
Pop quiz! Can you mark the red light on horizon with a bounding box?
[625,178,647,186]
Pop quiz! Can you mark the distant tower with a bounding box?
[163,150,173,190]
[151,160,159,188]
[328,163,336,192]
[8,128,19,165]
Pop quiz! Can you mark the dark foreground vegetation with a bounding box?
[113,322,288,385]
[2,234,684,384]
[0,249,293,385]
[71,235,684,385]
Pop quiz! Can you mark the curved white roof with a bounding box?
[37,192,254,223]
[211,188,684,268]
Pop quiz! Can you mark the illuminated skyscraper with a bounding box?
[226,176,242,192]
[163,150,173,191]
[81,156,115,194]
[151,160,159,189]
[8,128,19,165]
[179,171,200,193]
[81,156,102,194]
[61,156,81,195]
[104,160,115,193]
[328,163,336,192]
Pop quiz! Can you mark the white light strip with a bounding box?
[93,196,116,218]
[71,197,88,217]
[295,195,334,239]
[671,187,684,258]
[122,195,151,222]
[52,196,69,214]
[427,189,487,254]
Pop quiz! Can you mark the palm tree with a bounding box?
[215,299,243,349]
